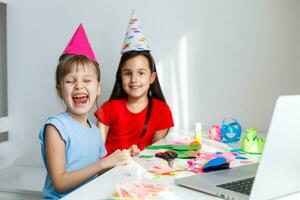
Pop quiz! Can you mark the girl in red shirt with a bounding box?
[94,12,174,156]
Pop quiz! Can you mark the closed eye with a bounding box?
[65,79,75,84]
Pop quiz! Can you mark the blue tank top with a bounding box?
[38,112,106,199]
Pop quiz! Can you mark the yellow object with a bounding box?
[195,134,201,142]
[194,122,202,143]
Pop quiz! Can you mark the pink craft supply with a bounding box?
[240,160,254,164]
[62,23,98,63]
[148,163,184,175]
[114,180,168,199]
[209,124,221,141]
[196,150,201,158]
[221,152,236,162]
[170,141,189,145]
[200,152,236,162]
[200,153,215,160]
[187,152,236,173]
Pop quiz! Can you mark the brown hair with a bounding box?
[56,54,101,86]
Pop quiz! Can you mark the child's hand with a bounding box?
[101,149,132,169]
[129,144,140,157]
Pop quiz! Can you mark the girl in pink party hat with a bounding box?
[95,11,174,156]
[38,24,132,199]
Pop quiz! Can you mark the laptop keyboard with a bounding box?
[217,177,255,195]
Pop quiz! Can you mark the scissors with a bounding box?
[155,150,178,168]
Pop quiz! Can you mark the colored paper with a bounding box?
[241,128,264,154]
[145,144,201,151]
[63,24,98,63]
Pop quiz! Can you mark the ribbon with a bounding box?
[209,118,242,143]
[241,128,264,154]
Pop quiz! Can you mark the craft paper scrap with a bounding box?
[187,152,236,173]
[148,163,186,175]
[109,180,168,200]
[145,144,200,151]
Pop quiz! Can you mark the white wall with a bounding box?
[2,0,300,167]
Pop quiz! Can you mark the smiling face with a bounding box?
[57,62,101,118]
[121,55,156,102]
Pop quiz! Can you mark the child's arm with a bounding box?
[45,125,131,193]
[96,121,109,142]
[152,128,169,143]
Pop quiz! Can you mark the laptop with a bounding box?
[175,95,300,200]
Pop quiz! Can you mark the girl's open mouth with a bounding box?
[73,94,88,104]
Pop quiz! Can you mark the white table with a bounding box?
[62,132,262,200]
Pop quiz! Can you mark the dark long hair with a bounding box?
[109,51,166,103]
[110,50,166,137]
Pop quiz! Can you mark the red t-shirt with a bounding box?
[94,98,174,155]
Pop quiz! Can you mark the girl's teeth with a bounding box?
[73,94,88,104]
[73,96,88,104]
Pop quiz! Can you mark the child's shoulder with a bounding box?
[151,98,172,112]
[46,112,68,121]
[43,112,70,127]
[102,98,126,107]
[151,97,168,107]
[38,112,69,144]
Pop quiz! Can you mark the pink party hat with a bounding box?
[62,23,98,63]
[121,10,150,54]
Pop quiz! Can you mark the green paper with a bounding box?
[175,150,197,159]
[139,155,154,158]
[145,144,200,151]
[241,128,264,154]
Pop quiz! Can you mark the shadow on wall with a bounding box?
[157,17,300,133]
[150,1,300,133]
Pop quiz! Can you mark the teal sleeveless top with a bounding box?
[38,112,106,199]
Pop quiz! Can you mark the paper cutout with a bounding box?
[140,150,196,159]
[187,152,236,173]
[148,163,185,175]
[209,118,242,143]
[109,180,168,199]
[175,150,197,159]
[187,156,229,173]
[62,24,98,63]
[145,144,201,151]
[241,128,264,154]
[235,156,248,160]
[139,155,154,159]
[209,125,221,141]
[240,160,254,164]
[221,118,242,142]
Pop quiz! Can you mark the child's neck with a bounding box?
[126,96,149,113]
[66,111,90,128]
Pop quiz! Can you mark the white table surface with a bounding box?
[61,131,300,200]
